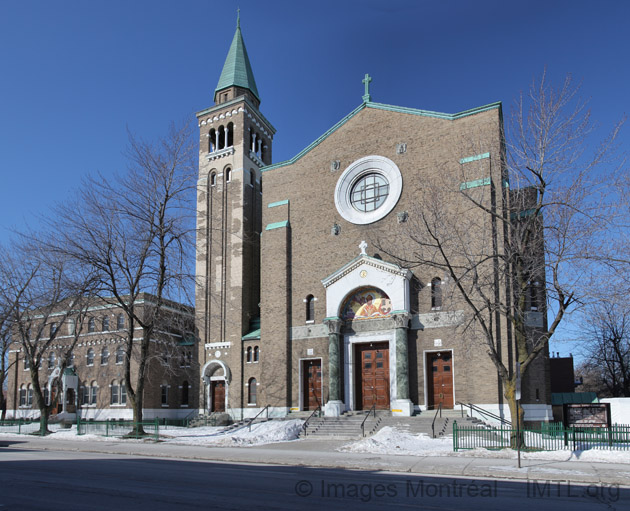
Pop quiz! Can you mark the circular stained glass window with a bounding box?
[334,155,403,225]
[350,173,390,212]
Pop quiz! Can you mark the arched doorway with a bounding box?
[201,360,231,413]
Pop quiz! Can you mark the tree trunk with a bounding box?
[504,381,525,449]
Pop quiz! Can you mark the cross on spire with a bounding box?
[237,8,241,28]
[362,74,372,103]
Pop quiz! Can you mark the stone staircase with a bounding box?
[297,408,483,439]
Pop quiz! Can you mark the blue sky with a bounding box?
[1,1,629,353]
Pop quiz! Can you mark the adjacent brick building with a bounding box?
[191,18,550,422]
[6,294,198,421]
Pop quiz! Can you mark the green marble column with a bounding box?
[324,317,343,403]
[393,312,410,400]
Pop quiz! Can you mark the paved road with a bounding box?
[1,447,628,510]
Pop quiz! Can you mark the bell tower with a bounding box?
[195,13,275,415]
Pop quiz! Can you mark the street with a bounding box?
[1,445,627,510]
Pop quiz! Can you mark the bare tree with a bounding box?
[49,122,197,434]
[6,244,97,434]
[376,71,625,443]
[580,303,630,397]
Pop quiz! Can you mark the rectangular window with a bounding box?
[19,389,26,407]
[161,386,169,406]
[90,386,97,405]
[120,384,127,405]
[111,385,119,405]
[81,387,89,405]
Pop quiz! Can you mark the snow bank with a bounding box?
[340,426,630,464]
[161,419,304,447]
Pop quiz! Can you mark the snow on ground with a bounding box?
[0,419,305,447]
[160,419,304,446]
[2,422,629,463]
[339,426,630,464]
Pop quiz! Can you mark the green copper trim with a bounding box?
[460,177,491,190]
[242,328,261,341]
[267,199,289,208]
[265,220,289,231]
[262,101,501,173]
[460,152,490,164]
[510,208,538,220]
[323,316,342,322]
[215,14,260,101]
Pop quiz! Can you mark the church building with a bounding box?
[195,17,552,422]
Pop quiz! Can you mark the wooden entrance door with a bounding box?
[355,342,390,410]
[302,359,322,410]
[211,381,225,412]
[427,351,454,409]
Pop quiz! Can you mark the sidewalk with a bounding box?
[2,435,629,487]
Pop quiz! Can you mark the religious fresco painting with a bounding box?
[342,288,392,320]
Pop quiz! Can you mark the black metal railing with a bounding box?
[456,401,511,426]
[302,406,322,437]
[247,405,270,431]
[361,403,377,437]
[431,402,443,438]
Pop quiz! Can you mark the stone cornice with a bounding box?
[321,255,412,288]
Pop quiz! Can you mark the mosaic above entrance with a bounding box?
[342,288,392,320]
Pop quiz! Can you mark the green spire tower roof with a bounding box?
[215,13,260,102]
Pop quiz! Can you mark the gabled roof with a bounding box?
[262,100,502,173]
[215,15,260,102]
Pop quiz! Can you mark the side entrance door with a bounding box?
[427,351,454,409]
[302,359,322,411]
[211,381,225,412]
[355,342,390,410]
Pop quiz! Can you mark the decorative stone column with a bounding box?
[323,316,344,417]
[392,311,413,416]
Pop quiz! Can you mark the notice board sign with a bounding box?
[563,403,611,428]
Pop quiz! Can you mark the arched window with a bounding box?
[218,125,225,150]
[246,346,252,363]
[253,346,259,363]
[209,129,216,152]
[88,317,95,333]
[225,167,232,183]
[210,172,217,187]
[86,348,94,366]
[181,381,189,406]
[50,322,58,338]
[115,347,124,365]
[101,347,109,365]
[23,356,30,371]
[67,353,75,367]
[250,169,255,187]
[102,317,109,331]
[431,278,442,310]
[19,385,27,407]
[305,295,315,322]
[48,351,56,370]
[68,318,75,335]
[248,378,257,405]
[117,314,125,330]
[226,122,234,147]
